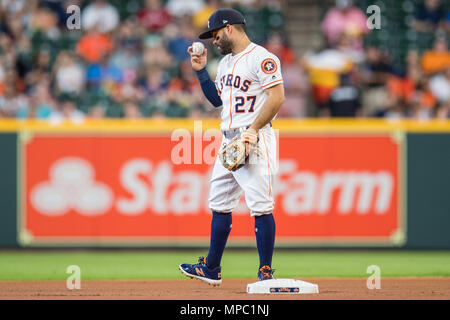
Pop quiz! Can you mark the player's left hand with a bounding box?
[240,128,259,157]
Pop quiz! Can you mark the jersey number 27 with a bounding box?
[235,96,256,113]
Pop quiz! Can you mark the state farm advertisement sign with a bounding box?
[22,133,403,245]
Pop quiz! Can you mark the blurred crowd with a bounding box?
[0,0,286,120]
[0,0,449,121]
[303,0,450,119]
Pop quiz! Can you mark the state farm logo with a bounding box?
[30,157,113,216]
[29,158,395,217]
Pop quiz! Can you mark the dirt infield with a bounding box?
[0,278,449,300]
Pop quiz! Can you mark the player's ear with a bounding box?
[226,24,233,35]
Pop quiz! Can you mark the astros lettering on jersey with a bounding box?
[214,42,283,131]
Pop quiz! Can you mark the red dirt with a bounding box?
[1,277,449,300]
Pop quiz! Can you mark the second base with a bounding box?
[246,279,319,294]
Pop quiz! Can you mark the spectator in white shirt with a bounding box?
[81,0,120,33]
[429,67,450,103]
[165,0,205,17]
[54,51,85,96]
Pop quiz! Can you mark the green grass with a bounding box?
[0,250,449,281]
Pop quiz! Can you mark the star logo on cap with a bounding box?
[223,20,228,24]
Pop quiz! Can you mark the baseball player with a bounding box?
[179,8,285,286]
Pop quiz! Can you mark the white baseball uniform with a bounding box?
[208,42,283,216]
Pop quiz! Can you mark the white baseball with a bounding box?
[192,42,205,55]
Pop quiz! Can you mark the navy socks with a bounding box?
[206,211,232,269]
[254,214,276,268]
[206,212,275,270]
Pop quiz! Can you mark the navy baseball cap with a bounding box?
[199,8,246,39]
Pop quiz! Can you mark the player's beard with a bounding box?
[216,33,233,55]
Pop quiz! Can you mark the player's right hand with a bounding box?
[187,46,207,71]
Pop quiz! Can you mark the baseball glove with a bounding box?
[219,130,263,172]
[219,138,247,171]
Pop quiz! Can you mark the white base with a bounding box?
[247,278,319,294]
